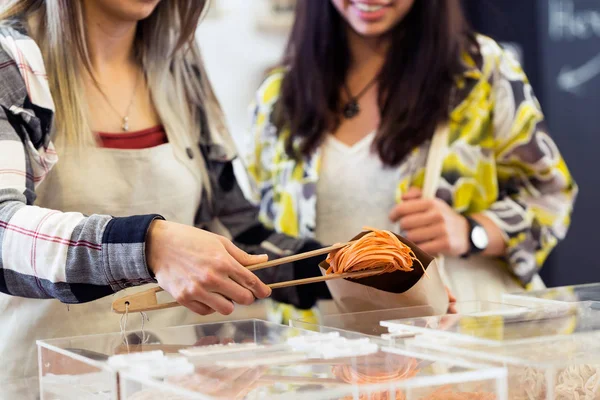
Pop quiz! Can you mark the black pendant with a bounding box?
[343,100,360,119]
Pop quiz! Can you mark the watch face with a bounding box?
[471,225,489,250]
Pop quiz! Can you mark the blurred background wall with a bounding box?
[196,0,291,148]
[197,0,600,287]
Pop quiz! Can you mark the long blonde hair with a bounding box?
[0,0,226,148]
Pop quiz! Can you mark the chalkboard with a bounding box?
[538,0,600,286]
[462,0,542,93]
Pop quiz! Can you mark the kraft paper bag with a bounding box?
[319,231,448,315]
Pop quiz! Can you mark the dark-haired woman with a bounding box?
[246,0,577,309]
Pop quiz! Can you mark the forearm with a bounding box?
[0,194,160,302]
[480,190,575,285]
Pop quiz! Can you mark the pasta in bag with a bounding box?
[319,229,448,315]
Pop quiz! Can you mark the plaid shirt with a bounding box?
[0,25,326,308]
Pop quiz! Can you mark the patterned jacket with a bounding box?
[0,24,325,309]
[246,35,578,287]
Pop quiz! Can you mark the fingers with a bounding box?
[155,227,272,317]
[402,187,422,201]
[184,300,216,316]
[216,278,256,306]
[399,210,442,231]
[417,237,448,256]
[220,237,268,266]
[404,224,442,244]
[446,286,457,314]
[201,291,236,315]
[216,237,272,299]
[168,271,257,316]
[389,199,434,222]
[229,262,272,300]
[202,258,269,306]
[446,287,457,303]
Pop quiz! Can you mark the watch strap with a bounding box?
[462,216,485,258]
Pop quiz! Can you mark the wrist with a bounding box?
[146,219,167,277]
[470,213,508,257]
[459,215,471,256]
[461,215,489,258]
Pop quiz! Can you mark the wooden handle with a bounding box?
[268,268,386,289]
[247,241,353,272]
[112,268,384,314]
[112,286,174,314]
[112,241,367,314]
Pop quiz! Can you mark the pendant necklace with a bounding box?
[98,70,141,132]
[342,74,379,119]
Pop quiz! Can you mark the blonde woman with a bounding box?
[0,0,325,384]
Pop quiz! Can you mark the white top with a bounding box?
[315,132,402,245]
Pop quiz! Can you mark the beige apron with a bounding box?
[423,125,545,303]
[0,140,208,386]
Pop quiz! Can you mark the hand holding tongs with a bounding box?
[112,240,384,314]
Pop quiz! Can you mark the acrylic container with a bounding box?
[117,332,508,400]
[291,301,528,338]
[381,302,600,400]
[37,319,315,400]
[503,282,600,307]
[380,302,600,342]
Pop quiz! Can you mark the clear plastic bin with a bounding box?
[37,319,314,400]
[381,302,600,345]
[503,282,600,307]
[291,302,528,338]
[118,340,507,400]
[406,331,600,400]
[381,303,600,399]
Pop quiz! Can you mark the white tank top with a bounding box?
[315,133,402,245]
[0,139,207,385]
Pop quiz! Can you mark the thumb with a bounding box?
[221,239,268,266]
[402,186,422,201]
[446,286,457,303]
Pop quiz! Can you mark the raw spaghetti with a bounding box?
[325,227,423,276]
[333,355,419,400]
[511,364,600,400]
[332,354,496,400]
[332,358,420,384]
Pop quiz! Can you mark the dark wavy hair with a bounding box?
[274,0,476,166]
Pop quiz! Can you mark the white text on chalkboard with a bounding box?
[549,0,600,41]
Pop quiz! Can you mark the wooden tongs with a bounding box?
[112,241,384,314]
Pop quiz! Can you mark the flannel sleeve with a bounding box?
[0,108,161,303]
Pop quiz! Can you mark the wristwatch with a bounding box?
[461,216,489,258]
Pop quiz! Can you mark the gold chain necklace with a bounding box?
[96,69,141,132]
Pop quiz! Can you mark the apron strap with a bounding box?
[422,124,449,200]
[422,61,496,289]
[422,124,450,286]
